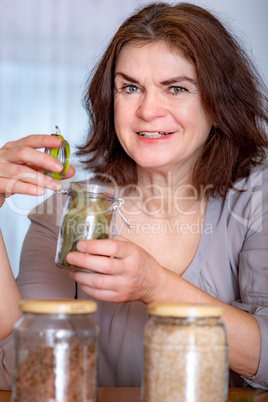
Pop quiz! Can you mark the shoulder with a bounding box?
[226,163,268,203]
[241,163,268,187]
[233,163,268,191]
[225,163,268,234]
[207,164,268,235]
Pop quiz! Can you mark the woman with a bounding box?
[0,2,268,390]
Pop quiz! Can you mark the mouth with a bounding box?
[137,131,173,139]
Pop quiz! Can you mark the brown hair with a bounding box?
[77,2,268,198]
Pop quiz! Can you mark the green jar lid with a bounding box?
[44,126,70,180]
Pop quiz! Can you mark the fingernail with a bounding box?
[47,181,61,191]
[37,187,46,195]
[53,182,61,190]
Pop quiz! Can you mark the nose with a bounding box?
[136,91,167,121]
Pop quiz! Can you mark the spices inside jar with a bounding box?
[12,299,99,402]
[55,179,129,272]
[142,303,228,402]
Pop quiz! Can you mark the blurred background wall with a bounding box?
[0,0,267,277]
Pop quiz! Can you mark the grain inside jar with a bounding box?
[12,299,99,402]
[142,303,228,402]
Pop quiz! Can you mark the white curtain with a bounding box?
[0,0,267,277]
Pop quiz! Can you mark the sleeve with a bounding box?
[0,334,14,390]
[231,165,268,389]
[17,193,76,299]
[0,193,76,390]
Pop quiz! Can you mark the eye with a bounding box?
[169,86,187,95]
[122,85,140,94]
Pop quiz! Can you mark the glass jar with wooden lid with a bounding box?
[142,303,228,402]
[12,299,99,402]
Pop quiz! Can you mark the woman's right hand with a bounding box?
[0,134,75,205]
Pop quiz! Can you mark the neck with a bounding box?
[119,167,206,218]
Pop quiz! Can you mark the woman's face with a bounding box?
[114,41,213,175]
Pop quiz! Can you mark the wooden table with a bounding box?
[1,387,268,401]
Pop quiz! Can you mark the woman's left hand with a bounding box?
[66,237,165,304]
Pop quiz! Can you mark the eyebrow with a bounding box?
[114,72,198,87]
[114,72,139,84]
[161,76,198,86]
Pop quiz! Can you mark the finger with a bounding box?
[66,252,122,275]
[70,270,121,295]
[6,163,76,181]
[70,271,132,302]
[75,238,132,259]
[0,146,63,173]
[15,162,75,181]
[3,134,63,151]
[80,284,118,302]
[0,177,51,196]
[0,175,61,196]
[0,159,59,182]
[61,165,76,180]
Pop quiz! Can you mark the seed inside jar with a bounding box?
[13,337,97,402]
[142,316,228,402]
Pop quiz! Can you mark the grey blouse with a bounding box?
[1,164,268,390]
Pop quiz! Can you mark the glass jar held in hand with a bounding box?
[55,179,130,272]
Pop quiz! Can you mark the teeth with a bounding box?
[138,132,170,138]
